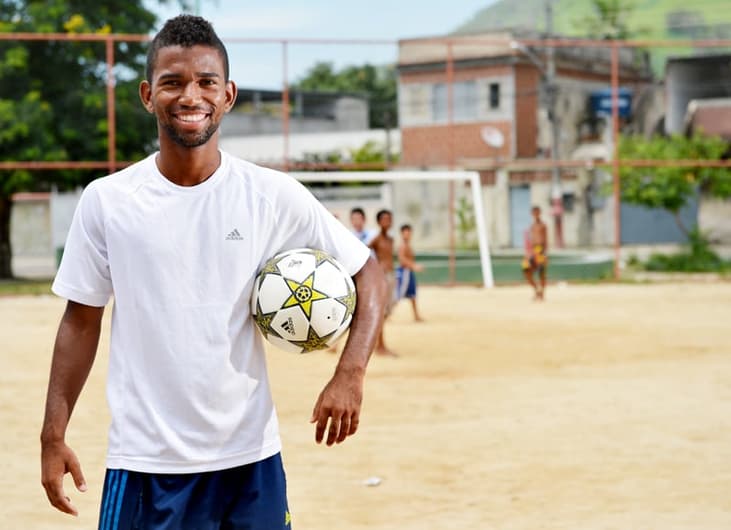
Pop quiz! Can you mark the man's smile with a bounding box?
[173,111,211,125]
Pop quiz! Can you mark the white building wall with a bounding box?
[699,198,731,243]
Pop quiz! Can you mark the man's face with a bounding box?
[378,213,392,230]
[532,207,541,221]
[401,227,412,242]
[350,212,365,232]
[140,45,236,148]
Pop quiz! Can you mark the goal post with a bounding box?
[291,170,494,288]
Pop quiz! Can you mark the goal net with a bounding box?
[291,170,494,288]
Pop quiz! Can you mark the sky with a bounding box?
[148,0,498,89]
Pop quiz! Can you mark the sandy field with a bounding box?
[2,281,731,530]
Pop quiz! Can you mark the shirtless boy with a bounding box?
[522,206,548,300]
[369,210,397,356]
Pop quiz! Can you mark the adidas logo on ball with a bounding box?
[251,248,356,354]
[280,317,296,335]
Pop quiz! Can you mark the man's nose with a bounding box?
[179,82,202,105]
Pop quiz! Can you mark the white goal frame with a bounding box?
[291,171,494,288]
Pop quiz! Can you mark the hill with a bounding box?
[455,0,731,40]
[454,0,731,73]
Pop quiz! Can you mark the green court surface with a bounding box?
[415,251,615,285]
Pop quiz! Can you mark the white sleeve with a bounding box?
[51,182,113,307]
[264,175,370,276]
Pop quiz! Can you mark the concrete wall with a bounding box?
[51,188,83,253]
[308,184,391,234]
[11,195,52,257]
[700,198,731,243]
[11,188,82,278]
[13,180,729,281]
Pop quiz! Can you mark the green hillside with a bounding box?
[454,0,731,73]
[455,0,731,39]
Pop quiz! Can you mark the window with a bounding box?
[432,83,447,122]
[432,81,478,123]
[399,84,431,125]
[489,82,500,110]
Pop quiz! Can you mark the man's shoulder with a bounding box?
[223,152,303,195]
[91,154,156,195]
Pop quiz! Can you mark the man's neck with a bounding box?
[156,139,222,187]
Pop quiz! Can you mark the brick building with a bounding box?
[393,30,656,249]
[396,30,651,168]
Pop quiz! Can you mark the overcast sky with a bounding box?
[148,0,498,88]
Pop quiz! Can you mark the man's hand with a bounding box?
[309,256,384,446]
[41,440,87,516]
[310,368,365,446]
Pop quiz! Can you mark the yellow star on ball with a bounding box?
[282,273,328,318]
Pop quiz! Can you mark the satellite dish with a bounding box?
[480,126,505,148]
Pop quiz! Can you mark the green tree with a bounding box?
[291,61,397,129]
[575,0,641,39]
[0,0,189,278]
[619,132,731,271]
[619,133,731,237]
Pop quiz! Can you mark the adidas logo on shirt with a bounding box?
[226,228,243,241]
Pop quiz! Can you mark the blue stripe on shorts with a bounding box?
[99,469,129,530]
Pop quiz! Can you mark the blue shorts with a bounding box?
[98,453,290,530]
[395,267,417,299]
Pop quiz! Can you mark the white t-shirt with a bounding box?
[53,151,370,474]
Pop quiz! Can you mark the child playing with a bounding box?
[396,224,424,322]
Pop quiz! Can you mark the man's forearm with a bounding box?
[337,257,386,374]
[41,303,103,444]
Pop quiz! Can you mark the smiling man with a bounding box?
[40,15,386,530]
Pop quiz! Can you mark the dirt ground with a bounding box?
[2,281,731,530]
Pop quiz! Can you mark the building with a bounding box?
[217,88,396,167]
[665,54,731,135]
[395,30,653,249]
[397,30,651,168]
[221,88,370,137]
[684,98,731,141]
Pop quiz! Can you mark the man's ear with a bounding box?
[224,79,237,113]
[139,80,154,114]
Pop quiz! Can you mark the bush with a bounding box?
[643,229,729,273]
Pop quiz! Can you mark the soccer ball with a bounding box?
[251,248,356,354]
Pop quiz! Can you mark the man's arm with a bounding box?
[41,301,104,516]
[310,255,386,445]
[398,246,423,272]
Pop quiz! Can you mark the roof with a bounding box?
[397,30,650,78]
[220,129,401,163]
[684,98,731,140]
[666,54,731,67]
[235,87,368,106]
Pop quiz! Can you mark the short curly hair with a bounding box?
[146,15,230,82]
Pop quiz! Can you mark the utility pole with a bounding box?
[545,0,564,247]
